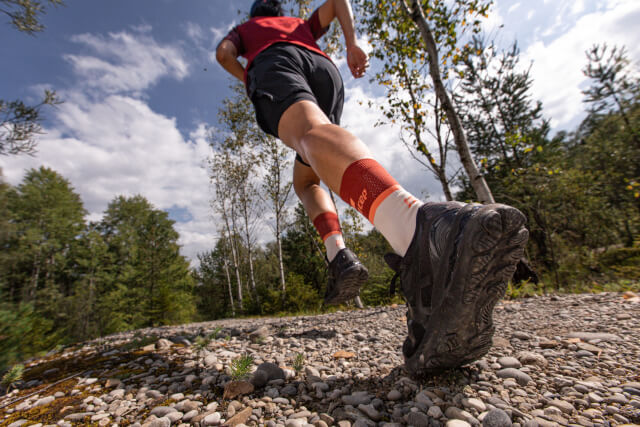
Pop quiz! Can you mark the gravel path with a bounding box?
[1,292,639,427]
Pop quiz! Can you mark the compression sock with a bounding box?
[312,212,346,262]
[339,158,423,256]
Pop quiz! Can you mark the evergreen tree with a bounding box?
[99,195,195,330]
[2,167,85,350]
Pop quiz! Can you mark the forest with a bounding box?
[1,0,639,372]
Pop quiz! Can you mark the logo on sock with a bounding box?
[357,189,368,212]
[404,196,418,208]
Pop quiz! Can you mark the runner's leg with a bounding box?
[278,100,423,256]
[293,160,345,261]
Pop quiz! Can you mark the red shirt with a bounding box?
[223,9,330,82]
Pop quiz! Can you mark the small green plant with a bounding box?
[224,335,231,342]
[210,326,223,340]
[229,354,254,381]
[293,353,305,373]
[2,364,24,392]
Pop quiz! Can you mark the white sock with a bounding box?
[325,233,346,262]
[372,186,423,256]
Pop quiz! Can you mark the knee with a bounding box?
[293,173,320,199]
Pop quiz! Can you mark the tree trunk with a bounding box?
[400,0,495,204]
[276,215,286,294]
[223,257,236,317]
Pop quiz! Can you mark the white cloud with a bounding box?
[507,2,521,14]
[64,30,189,95]
[0,29,219,265]
[524,0,640,129]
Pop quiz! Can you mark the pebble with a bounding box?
[481,409,512,427]
[0,293,636,427]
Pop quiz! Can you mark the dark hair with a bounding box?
[250,0,283,18]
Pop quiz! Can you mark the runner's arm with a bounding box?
[316,0,368,78]
[216,40,245,82]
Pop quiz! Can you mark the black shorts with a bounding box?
[247,43,344,138]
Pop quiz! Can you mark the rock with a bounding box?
[105,378,121,388]
[250,369,270,388]
[462,398,487,412]
[445,407,478,425]
[446,421,472,427]
[33,396,55,407]
[342,391,371,406]
[156,338,173,349]
[428,406,444,418]
[405,411,431,427]
[538,339,559,349]
[249,326,270,343]
[566,332,621,342]
[496,368,532,386]
[203,412,221,425]
[333,350,356,359]
[387,390,402,401]
[204,354,218,367]
[497,357,522,369]
[493,336,512,348]
[358,404,383,421]
[223,381,255,400]
[517,351,547,367]
[548,399,574,414]
[225,407,253,427]
[150,407,177,417]
[481,409,512,427]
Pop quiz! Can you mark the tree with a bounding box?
[582,44,640,148]
[455,38,549,172]
[261,137,293,295]
[1,0,63,156]
[99,195,195,329]
[357,0,495,203]
[1,0,64,34]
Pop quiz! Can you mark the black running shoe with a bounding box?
[385,202,529,374]
[324,248,369,305]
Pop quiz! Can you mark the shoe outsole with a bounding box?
[404,204,529,375]
[324,264,369,306]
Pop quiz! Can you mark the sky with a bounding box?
[1,0,639,264]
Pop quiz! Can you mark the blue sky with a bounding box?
[1,0,639,263]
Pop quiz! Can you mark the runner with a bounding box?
[216,0,529,373]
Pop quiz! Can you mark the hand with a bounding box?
[347,44,369,79]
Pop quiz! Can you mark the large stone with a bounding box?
[496,368,532,386]
[150,406,177,417]
[249,326,270,343]
[405,411,431,427]
[566,332,621,342]
[497,357,522,369]
[223,381,255,400]
[482,409,512,427]
[225,407,253,427]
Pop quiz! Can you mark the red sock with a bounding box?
[313,212,341,241]
[313,212,346,261]
[339,159,399,222]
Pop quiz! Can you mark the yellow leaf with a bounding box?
[627,185,634,190]
[524,147,533,153]
[537,146,543,152]
[635,192,640,198]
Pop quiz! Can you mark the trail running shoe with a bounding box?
[324,248,369,305]
[385,202,529,374]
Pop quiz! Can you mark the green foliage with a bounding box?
[1,0,64,34]
[293,353,305,373]
[1,364,24,392]
[1,1,63,156]
[0,302,35,371]
[230,354,254,381]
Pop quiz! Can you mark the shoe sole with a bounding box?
[405,204,528,374]
[324,264,369,306]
